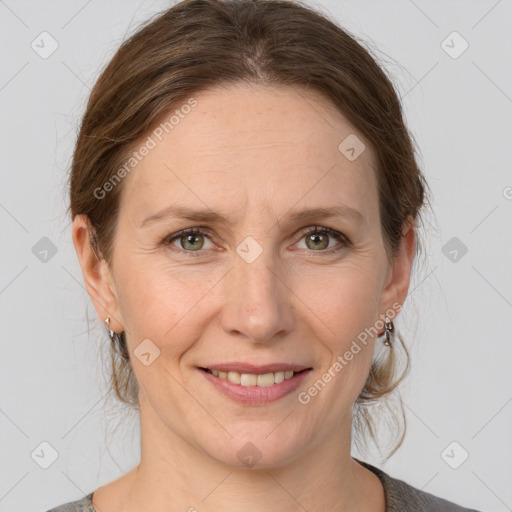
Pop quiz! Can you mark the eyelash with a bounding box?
[162,226,350,257]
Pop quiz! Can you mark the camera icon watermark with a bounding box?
[236,236,263,264]
[338,134,366,162]
[442,236,468,263]
[441,31,469,59]
[237,441,262,468]
[31,441,59,469]
[133,338,161,366]
[31,31,59,59]
[441,441,469,469]
[32,236,58,263]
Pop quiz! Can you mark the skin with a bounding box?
[73,82,415,512]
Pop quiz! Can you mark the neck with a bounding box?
[112,397,382,512]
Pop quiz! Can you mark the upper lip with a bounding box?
[199,363,312,374]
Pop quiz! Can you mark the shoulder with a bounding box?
[45,491,95,512]
[354,458,483,512]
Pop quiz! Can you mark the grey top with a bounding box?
[45,458,483,511]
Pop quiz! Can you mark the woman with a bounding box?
[47,0,482,510]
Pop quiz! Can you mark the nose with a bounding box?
[220,244,295,345]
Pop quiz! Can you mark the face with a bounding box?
[77,83,412,468]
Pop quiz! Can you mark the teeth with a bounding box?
[207,369,300,386]
[241,373,257,386]
[256,373,274,387]
[227,371,241,384]
[274,371,285,384]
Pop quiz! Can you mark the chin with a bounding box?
[199,423,308,470]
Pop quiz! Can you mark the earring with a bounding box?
[104,316,115,342]
[382,316,394,347]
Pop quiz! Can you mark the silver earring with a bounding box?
[382,316,394,347]
[104,316,115,341]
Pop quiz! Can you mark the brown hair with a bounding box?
[69,0,431,461]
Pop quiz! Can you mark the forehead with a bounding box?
[119,83,378,225]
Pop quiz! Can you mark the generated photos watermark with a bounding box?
[297,301,402,405]
[93,97,198,200]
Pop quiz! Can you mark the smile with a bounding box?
[201,368,304,386]
[198,367,312,405]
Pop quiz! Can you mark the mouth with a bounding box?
[199,367,309,387]
[197,365,313,405]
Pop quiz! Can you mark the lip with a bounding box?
[199,362,311,374]
[198,367,313,405]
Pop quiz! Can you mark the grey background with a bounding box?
[0,1,511,511]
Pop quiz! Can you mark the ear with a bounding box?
[378,215,416,325]
[71,214,124,333]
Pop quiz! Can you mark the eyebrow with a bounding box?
[139,204,366,228]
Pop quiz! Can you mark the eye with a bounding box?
[295,226,349,254]
[162,225,349,257]
[164,228,215,254]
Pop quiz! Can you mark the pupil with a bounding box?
[308,233,328,250]
[184,233,202,250]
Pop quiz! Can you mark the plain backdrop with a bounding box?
[0,1,511,511]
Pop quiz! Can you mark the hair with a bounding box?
[68,0,432,461]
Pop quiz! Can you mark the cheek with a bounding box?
[114,256,222,354]
[299,257,383,330]
[304,263,382,378]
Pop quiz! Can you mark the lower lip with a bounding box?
[198,368,312,405]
